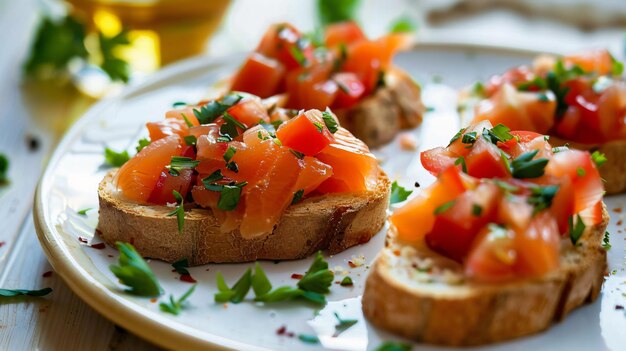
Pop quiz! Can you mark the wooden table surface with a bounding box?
[0,0,624,350]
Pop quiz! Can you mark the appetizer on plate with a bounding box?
[230,22,425,148]
[363,122,609,346]
[459,49,626,193]
[97,94,390,264]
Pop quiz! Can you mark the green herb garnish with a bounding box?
[171,258,191,276]
[389,16,417,33]
[98,30,132,82]
[455,156,468,173]
[461,131,477,145]
[390,181,413,204]
[569,214,586,245]
[214,269,252,303]
[291,189,305,205]
[109,242,162,297]
[482,124,513,144]
[167,190,185,233]
[104,147,130,167]
[201,171,247,211]
[340,276,353,286]
[511,150,548,179]
[298,334,320,344]
[321,111,339,133]
[135,138,151,152]
[434,200,456,215]
[527,185,559,214]
[0,154,8,184]
[471,204,482,217]
[181,113,194,128]
[317,0,361,25]
[159,285,196,316]
[183,135,197,146]
[172,101,187,108]
[168,156,199,176]
[591,151,607,168]
[193,94,243,125]
[220,112,247,140]
[77,208,92,216]
[290,149,305,159]
[0,288,52,298]
[603,231,611,250]
[448,128,466,146]
[373,341,412,351]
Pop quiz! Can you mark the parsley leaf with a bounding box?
[193,94,243,124]
[527,185,559,214]
[168,156,199,176]
[321,111,339,133]
[201,172,247,211]
[434,200,456,215]
[171,258,191,276]
[159,284,196,316]
[569,214,586,245]
[317,0,361,25]
[183,135,197,146]
[591,151,607,168]
[455,156,468,173]
[603,231,611,250]
[0,288,52,298]
[220,112,247,140]
[135,138,151,152]
[251,262,272,297]
[99,30,131,82]
[448,128,466,146]
[461,131,477,145]
[291,189,305,205]
[389,16,417,33]
[390,181,413,204]
[471,204,482,216]
[610,54,624,76]
[0,154,8,184]
[109,242,162,297]
[482,124,513,144]
[511,150,549,179]
[298,334,320,344]
[181,113,194,128]
[290,149,305,159]
[172,101,187,108]
[334,312,358,335]
[214,269,252,303]
[167,190,185,233]
[340,276,353,286]
[297,251,334,294]
[77,208,92,216]
[373,341,412,351]
[104,147,130,167]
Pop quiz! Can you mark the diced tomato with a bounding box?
[446,120,493,156]
[285,62,335,109]
[342,40,383,94]
[256,23,314,71]
[596,82,626,141]
[390,167,467,242]
[115,135,183,203]
[227,98,270,126]
[331,72,365,109]
[514,211,560,277]
[485,66,535,96]
[578,200,604,226]
[548,176,575,234]
[545,149,603,216]
[276,110,335,156]
[497,130,543,156]
[564,49,613,76]
[497,194,533,231]
[420,147,459,176]
[231,53,286,98]
[324,21,367,48]
[465,225,517,283]
[426,182,500,262]
[465,137,510,178]
[554,106,581,139]
[147,168,194,205]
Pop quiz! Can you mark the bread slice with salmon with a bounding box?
[96,94,390,265]
[230,21,425,148]
[363,122,610,345]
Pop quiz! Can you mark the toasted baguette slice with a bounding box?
[97,169,390,265]
[334,68,425,148]
[362,204,609,346]
[550,136,626,194]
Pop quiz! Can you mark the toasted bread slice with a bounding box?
[96,169,390,265]
[362,204,609,346]
[550,137,626,194]
[334,68,425,148]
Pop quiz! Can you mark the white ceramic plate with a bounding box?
[35,44,626,351]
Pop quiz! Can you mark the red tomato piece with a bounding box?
[147,168,194,205]
[226,98,271,126]
[465,224,517,283]
[331,72,365,109]
[275,110,335,156]
[420,147,459,176]
[324,21,367,48]
[514,211,560,277]
[465,137,510,179]
[231,53,286,98]
[257,23,314,71]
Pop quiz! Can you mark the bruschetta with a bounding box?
[459,49,626,193]
[229,22,425,148]
[97,94,390,264]
[363,121,609,345]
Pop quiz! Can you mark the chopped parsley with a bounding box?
[201,170,248,211]
[591,151,607,168]
[180,113,194,128]
[610,54,624,76]
[109,242,162,297]
[511,150,548,179]
[340,276,353,286]
[289,41,309,67]
[193,94,242,124]
[470,81,487,97]
[298,334,320,344]
[389,16,417,33]
[0,154,8,184]
[603,231,611,250]
[313,121,324,133]
[172,101,187,108]
[471,204,482,217]
[223,146,238,172]
[455,156,467,173]
[214,269,252,304]
[321,111,339,133]
[159,284,196,316]
[390,181,413,204]
[461,131,477,145]
[167,190,186,233]
[290,149,305,159]
[219,112,247,141]
[104,147,130,167]
[297,251,334,294]
[434,200,456,215]
[317,0,360,25]
[373,341,412,351]
[291,189,305,205]
[135,138,151,152]
[569,214,586,245]
[527,185,559,214]
[183,135,197,146]
[167,156,199,176]
[77,208,92,216]
[334,312,358,335]
[448,128,466,145]
[482,124,514,144]
[577,167,586,177]
[0,288,52,298]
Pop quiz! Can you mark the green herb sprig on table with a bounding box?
[109,242,162,297]
[390,181,412,204]
[0,288,52,298]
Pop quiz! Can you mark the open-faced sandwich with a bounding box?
[97,93,390,264]
[459,49,626,193]
[363,121,609,346]
[230,21,425,148]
